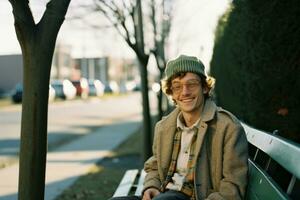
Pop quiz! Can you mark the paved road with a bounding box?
[0,92,156,167]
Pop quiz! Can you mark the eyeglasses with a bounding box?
[171,80,200,94]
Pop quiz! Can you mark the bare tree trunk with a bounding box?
[8,0,71,199]
[93,0,173,160]
[138,58,152,161]
[135,0,152,161]
[157,70,164,120]
[19,50,51,200]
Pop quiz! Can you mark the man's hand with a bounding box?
[142,188,160,200]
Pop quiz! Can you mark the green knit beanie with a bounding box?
[165,55,206,80]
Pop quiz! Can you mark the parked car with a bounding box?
[0,89,5,98]
[119,81,127,94]
[126,81,141,92]
[88,79,104,97]
[11,83,23,103]
[103,83,113,94]
[71,78,89,99]
[48,84,56,102]
[51,79,76,100]
[133,83,141,91]
[11,83,56,103]
[109,81,120,93]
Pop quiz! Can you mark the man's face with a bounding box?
[171,72,207,115]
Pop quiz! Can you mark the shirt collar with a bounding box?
[176,112,201,131]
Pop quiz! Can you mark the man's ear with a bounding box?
[203,86,209,94]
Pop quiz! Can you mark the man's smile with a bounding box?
[180,97,195,103]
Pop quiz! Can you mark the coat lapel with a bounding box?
[194,99,217,199]
[158,108,179,174]
[194,99,217,158]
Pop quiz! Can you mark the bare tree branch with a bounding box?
[8,0,36,50]
[149,0,158,54]
[121,0,128,11]
[38,0,71,47]
[8,0,35,26]
[94,3,125,37]
[94,0,136,49]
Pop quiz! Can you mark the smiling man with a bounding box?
[109,55,248,200]
[142,55,248,200]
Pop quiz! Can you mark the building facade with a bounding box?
[0,54,23,96]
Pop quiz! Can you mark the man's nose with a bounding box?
[181,84,191,94]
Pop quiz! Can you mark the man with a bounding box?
[111,55,248,200]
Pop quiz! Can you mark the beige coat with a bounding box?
[143,99,248,200]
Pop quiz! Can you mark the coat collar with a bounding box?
[201,99,217,122]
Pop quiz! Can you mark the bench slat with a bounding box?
[242,123,300,179]
[135,170,146,196]
[113,169,139,197]
[246,159,290,200]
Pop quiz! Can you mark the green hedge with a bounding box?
[210,0,300,142]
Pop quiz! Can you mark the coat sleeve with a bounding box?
[207,122,248,200]
[142,123,162,192]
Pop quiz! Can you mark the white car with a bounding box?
[88,79,105,97]
[51,79,76,100]
[48,84,56,102]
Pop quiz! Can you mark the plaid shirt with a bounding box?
[161,114,199,198]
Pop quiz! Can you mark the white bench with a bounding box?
[113,169,146,197]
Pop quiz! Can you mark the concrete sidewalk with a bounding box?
[0,119,141,200]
